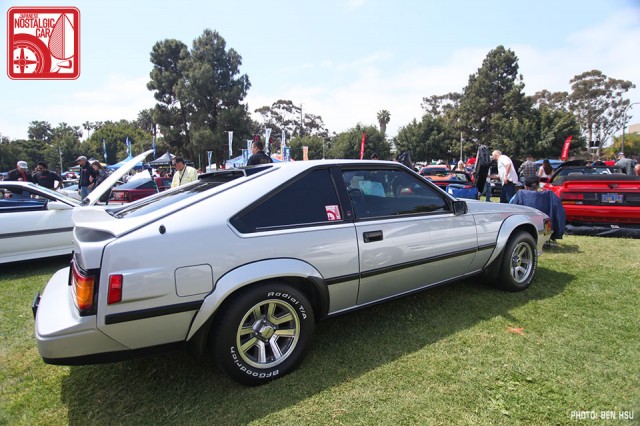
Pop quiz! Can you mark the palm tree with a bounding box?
[377,110,391,136]
[82,121,93,140]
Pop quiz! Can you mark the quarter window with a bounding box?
[231,169,342,232]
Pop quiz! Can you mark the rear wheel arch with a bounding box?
[187,274,327,359]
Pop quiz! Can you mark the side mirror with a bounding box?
[452,200,468,215]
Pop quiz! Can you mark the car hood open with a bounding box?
[82,149,154,206]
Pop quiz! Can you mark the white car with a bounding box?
[34,159,552,385]
[0,150,152,264]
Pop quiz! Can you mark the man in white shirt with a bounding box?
[171,156,198,188]
[492,150,519,203]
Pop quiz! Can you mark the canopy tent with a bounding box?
[148,152,175,167]
[106,155,144,171]
[225,155,246,169]
[225,154,285,169]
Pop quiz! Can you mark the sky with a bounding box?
[2,0,640,142]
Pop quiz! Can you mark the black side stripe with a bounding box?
[328,244,497,284]
[0,227,74,239]
[105,300,203,325]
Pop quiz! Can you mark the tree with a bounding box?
[287,135,328,160]
[86,120,153,164]
[147,38,192,156]
[27,121,53,143]
[136,109,157,137]
[82,121,93,139]
[421,93,462,118]
[148,30,253,167]
[455,46,533,157]
[377,109,391,136]
[531,92,585,159]
[607,132,640,158]
[329,124,390,160]
[568,70,635,157]
[180,29,251,163]
[395,115,453,163]
[254,100,329,140]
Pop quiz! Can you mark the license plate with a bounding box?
[601,193,623,203]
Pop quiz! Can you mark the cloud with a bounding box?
[5,75,156,140]
[344,0,366,12]
[248,8,640,138]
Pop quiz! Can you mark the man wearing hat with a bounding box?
[6,160,34,183]
[76,155,97,199]
[615,152,637,176]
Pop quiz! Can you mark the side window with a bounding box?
[343,169,448,219]
[231,169,342,232]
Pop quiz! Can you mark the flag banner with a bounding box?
[126,137,131,156]
[284,147,291,162]
[242,149,249,163]
[152,136,156,159]
[247,140,252,153]
[228,131,233,159]
[265,128,272,153]
[207,150,212,166]
[359,132,367,160]
[102,139,107,161]
[281,129,286,151]
[560,135,573,161]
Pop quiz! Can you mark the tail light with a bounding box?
[71,260,96,315]
[560,193,584,204]
[108,275,123,304]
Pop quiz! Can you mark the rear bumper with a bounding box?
[562,205,640,225]
[34,267,129,362]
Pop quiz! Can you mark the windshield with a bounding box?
[114,178,155,190]
[7,183,80,205]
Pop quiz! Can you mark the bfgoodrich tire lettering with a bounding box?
[211,282,315,386]
[496,231,537,292]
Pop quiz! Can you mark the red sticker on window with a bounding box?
[7,7,80,80]
[325,205,341,221]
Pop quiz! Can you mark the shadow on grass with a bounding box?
[1,255,70,279]
[541,241,582,254]
[58,266,572,425]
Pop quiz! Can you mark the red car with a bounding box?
[544,162,640,237]
[110,177,172,203]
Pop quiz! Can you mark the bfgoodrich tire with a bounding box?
[496,231,538,292]
[211,282,315,386]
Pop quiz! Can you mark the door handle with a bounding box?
[363,230,383,243]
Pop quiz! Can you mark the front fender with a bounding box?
[186,258,327,340]
[486,214,539,267]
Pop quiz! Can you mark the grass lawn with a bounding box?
[1,235,638,425]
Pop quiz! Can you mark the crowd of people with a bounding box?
[1,153,211,200]
[3,147,638,202]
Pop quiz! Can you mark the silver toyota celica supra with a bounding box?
[33,159,552,385]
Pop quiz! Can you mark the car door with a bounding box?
[341,167,478,305]
[0,184,75,262]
